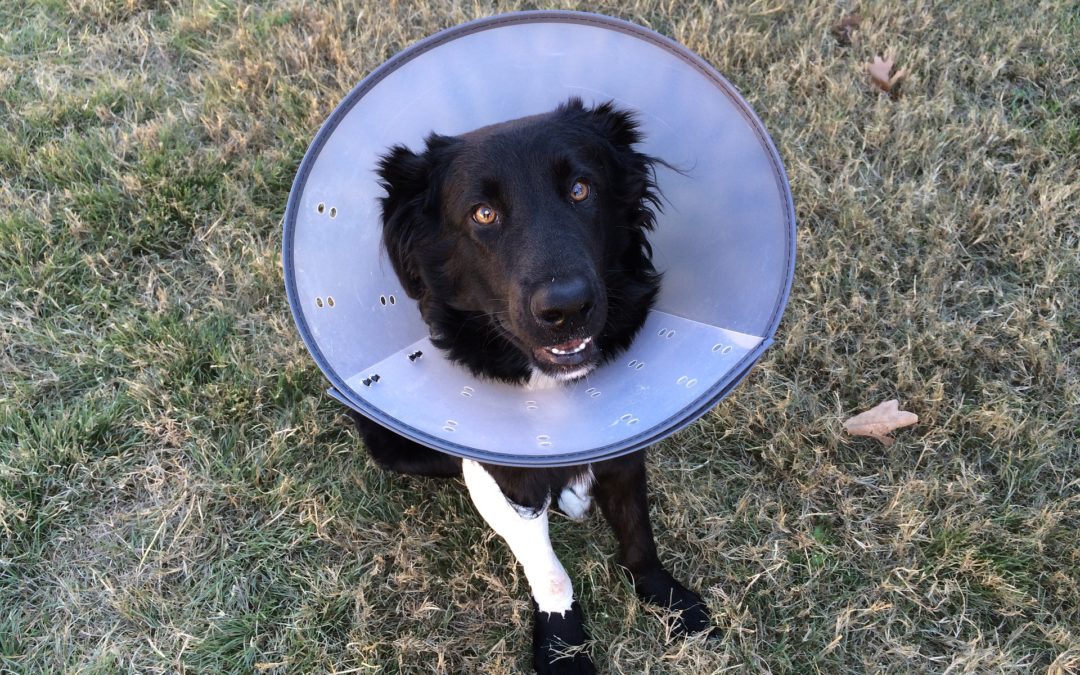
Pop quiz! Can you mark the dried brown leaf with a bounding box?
[842,399,918,447]
[867,52,908,93]
[832,13,862,46]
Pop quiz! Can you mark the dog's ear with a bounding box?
[377,135,456,300]
[584,100,644,151]
[577,100,663,249]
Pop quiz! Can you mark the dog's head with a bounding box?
[377,98,661,383]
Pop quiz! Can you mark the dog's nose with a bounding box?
[530,276,595,329]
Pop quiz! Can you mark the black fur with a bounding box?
[346,409,461,479]
[376,98,661,382]
[533,600,593,675]
[351,99,712,672]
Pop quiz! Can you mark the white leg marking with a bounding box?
[557,467,595,521]
[462,459,574,614]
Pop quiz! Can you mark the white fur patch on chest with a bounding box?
[528,366,595,389]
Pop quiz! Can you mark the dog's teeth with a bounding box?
[547,337,591,356]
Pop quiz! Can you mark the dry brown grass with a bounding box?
[1,0,1077,673]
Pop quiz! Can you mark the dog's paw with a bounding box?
[634,569,715,638]
[556,485,592,521]
[532,601,595,675]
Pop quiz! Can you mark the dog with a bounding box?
[347,98,712,674]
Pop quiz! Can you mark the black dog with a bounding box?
[349,99,711,674]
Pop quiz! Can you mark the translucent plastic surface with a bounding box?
[284,12,795,466]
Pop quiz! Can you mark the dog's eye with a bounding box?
[570,179,590,202]
[472,204,498,225]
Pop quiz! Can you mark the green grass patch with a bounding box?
[1,0,1077,672]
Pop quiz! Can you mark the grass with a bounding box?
[1,0,1077,672]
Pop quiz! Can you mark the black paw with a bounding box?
[634,569,715,637]
[532,601,595,674]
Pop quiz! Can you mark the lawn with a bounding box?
[1,0,1077,673]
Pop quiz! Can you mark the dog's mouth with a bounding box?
[532,336,597,368]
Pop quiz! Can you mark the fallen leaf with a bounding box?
[868,52,908,94]
[842,399,918,446]
[831,13,862,46]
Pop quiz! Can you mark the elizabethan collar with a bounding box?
[283,11,795,467]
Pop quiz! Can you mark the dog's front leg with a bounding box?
[592,450,713,637]
[462,460,594,675]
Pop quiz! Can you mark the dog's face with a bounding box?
[377,99,660,382]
